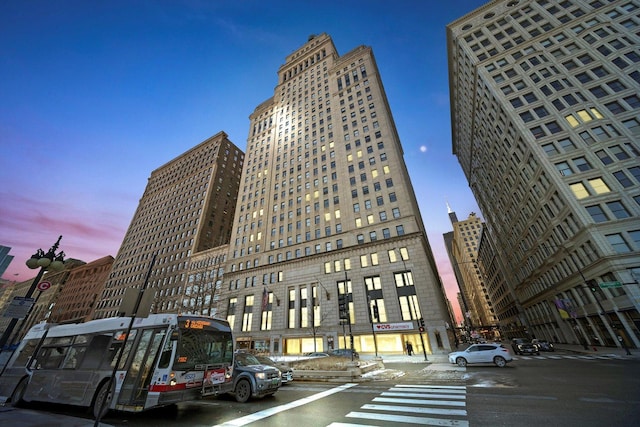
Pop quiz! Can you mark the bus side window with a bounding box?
[80,334,113,370]
[62,346,87,369]
[12,339,40,369]
[41,346,68,369]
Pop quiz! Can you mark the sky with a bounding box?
[0,0,488,322]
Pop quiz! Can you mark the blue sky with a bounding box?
[1,0,487,320]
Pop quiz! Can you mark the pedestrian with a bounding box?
[406,342,414,356]
[618,335,632,356]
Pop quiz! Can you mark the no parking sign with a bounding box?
[37,281,52,291]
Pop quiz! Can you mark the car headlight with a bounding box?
[255,372,266,380]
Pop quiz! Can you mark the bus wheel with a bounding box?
[234,379,252,403]
[92,380,114,419]
[10,377,29,407]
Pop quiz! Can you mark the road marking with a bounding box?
[382,391,466,399]
[373,397,466,407]
[393,384,466,390]
[212,383,357,427]
[362,403,467,416]
[346,411,469,426]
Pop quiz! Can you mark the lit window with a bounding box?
[588,178,611,194]
[565,114,580,127]
[570,182,590,199]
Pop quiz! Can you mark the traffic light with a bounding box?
[338,293,350,323]
[587,280,599,293]
[418,317,425,332]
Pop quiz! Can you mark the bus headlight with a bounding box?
[169,372,177,386]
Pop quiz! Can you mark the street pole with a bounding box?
[0,236,65,352]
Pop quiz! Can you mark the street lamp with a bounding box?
[0,236,65,351]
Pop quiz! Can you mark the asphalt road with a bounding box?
[6,351,640,427]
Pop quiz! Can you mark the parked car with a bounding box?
[448,343,513,367]
[328,348,359,359]
[305,352,329,358]
[229,352,281,402]
[532,339,555,352]
[511,338,540,355]
[254,355,294,384]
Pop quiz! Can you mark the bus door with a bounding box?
[117,328,166,408]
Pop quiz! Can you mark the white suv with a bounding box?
[448,343,513,367]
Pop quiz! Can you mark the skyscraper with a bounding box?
[221,34,454,355]
[447,0,640,348]
[94,132,244,319]
[445,209,498,339]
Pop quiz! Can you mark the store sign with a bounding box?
[373,322,414,331]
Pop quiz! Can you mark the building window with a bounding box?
[613,171,633,188]
[606,201,630,219]
[588,178,610,194]
[556,162,573,176]
[606,233,631,253]
[242,295,254,332]
[569,182,590,199]
[573,157,592,172]
[586,205,608,223]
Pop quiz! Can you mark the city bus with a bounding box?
[0,313,234,418]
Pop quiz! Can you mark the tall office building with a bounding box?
[94,132,244,319]
[445,209,498,339]
[0,245,13,279]
[447,0,640,348]
[221,33,454,355]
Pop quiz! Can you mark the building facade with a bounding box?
[446,209,499,340]
[93,132,244,319]
[447,0,640,348]
[221,34,454,356]
[49,256,114,324]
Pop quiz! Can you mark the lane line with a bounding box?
[212,383,358,427]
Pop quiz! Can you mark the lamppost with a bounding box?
[0,236,65,352]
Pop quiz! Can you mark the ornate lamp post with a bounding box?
[0,236,65,351]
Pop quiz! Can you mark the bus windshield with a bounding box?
[172,317,233,370]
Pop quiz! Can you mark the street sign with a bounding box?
[3,296,35,319]
[37,281,52,291]
[599,281,622,289]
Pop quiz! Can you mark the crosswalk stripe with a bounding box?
[382,391,466,399]
[393,384,466,390]
[346,411,469,426]
[390,386,466,394]
[327,423,378,427]
[362,403,467,416]
[373,397,466,407]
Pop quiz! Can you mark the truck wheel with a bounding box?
[234,378,252,403]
